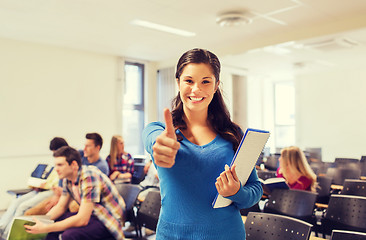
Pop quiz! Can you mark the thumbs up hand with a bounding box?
[152,108,180,168]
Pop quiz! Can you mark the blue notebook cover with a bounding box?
[212,128,270,208]
[31,164,54,179]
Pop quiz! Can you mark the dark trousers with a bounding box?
[45,212,115,240]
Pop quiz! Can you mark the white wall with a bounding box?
[0,38,128,209]
[296,65,366,162]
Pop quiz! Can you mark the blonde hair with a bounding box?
[109,135,123,169]
[280,146,317,192]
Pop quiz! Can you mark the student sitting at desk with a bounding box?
[25,146,126,240]
[277,146,317,192]
[106,135,134,183]
[0,137,67,240]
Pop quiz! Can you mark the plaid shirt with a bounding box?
[106,153,135,177]
[63,165,126,240]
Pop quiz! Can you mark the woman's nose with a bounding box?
[192,83,201,92]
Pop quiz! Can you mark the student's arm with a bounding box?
[25,200,94,234]
[227,168,263,209]
[46,194,71,220]
[143,109,180,168]
[117,172,132,180]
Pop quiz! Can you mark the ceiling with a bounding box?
[0,0,366,75]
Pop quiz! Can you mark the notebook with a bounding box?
[212,128,270,208]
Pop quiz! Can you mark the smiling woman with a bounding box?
[142,48,263,240]
[178,63,218,116]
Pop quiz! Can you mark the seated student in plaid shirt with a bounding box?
[106,135,135,183]
[25,146,126,240]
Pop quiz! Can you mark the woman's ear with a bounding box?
[215,80,220,92]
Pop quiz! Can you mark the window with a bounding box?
[274,81,295,148]
[123,62,144,155]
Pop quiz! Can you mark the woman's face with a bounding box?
[279,154,288,172]
[177,63,219,114]
[116,138,124,154]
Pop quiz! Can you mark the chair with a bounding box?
[132,162,148,184]
[136,190,161,238]
[335,157,360,166]
[114,183,141,235]
[263,189,318,224]
[240,203,261,216]
[264,154,280,171]
[256,169,277,180]
[341,179,366,197]
[331,230,366,240]
[361,156,366,176]
[305,147,322,162]
[245,212,313,240]
[255,152,264,167]
[327,167,361,185]
[320,195,366,237]
[316,175,332,204]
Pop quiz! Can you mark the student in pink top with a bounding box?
[277,146,317,192]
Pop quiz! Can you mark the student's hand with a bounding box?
[110,171,120,181]
[215,164,241,197]
[24,218,47,234]
[152,108,180,168]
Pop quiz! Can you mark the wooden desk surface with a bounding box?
[331,184,343,190]
[315,202,328,208]
[310,236,326,240]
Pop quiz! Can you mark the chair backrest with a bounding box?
[114,183,141,214]
[341,179,366,197]
[131,163,147,184]
[245,212,313,240]
[264,154,280,171]
[264,189,317,222]
[256,169,277,180]
[305,147,322,162]
[316,176,332,197]
[137,190,161,231]
[322,195,366,234]
[331,230,366,240]
[335,157,360,166]
[360,156,366,176]
[332,167,362,185]
[315,175,332,204]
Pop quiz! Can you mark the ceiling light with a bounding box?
[131,19,196,37]
[216,11,252,27]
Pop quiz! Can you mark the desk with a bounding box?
[331,184,343,190]
[310,237,326,240]
[361,176,366,180]
[315,203,328,209]
[7,188,32,197]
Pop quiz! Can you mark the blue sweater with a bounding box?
[143,122,263,240]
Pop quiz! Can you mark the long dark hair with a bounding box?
[172,48,242,151]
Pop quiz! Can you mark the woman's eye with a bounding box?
[184,79,193,83]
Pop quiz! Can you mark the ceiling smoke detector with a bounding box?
[216,11,252,27]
